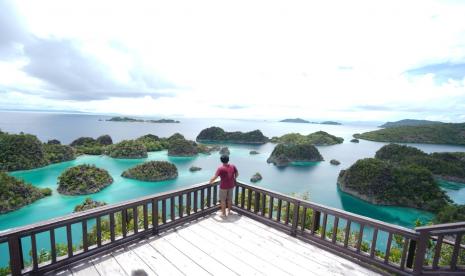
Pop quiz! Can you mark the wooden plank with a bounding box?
[112,246,156,276]
[132,242,183,276]
[177,226,264,276]
[92,253,128,276]
[70,259,100,276]
[147,234,211,276]
[188,223,286,276]
[164,232,237,276]
[201,218,335,276]
[235,214,379,276]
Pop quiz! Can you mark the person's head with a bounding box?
[220,154,229,164]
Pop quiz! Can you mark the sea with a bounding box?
[1,111,464,266]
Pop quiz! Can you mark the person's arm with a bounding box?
[209,171,219,184]
[234,166,239,179]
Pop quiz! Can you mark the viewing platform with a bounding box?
[1,181,464,275]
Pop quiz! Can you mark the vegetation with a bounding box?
[350,138,359,143]
[108,140,147,159]
[136,134,166,151]
[250,173,262,183]
[70,137,105,155]
[375,144,465,183]
[380,119,443,128]
[107,117,179,123]
[122,161,178,181]
[96,134,113,145]
[330,159,340,165]
[57,165,113,195]
[267,143,324,166]
[73,198,107,212]
[271,131,343,145]
[0,172,52,214]
[0,132,48,171]
[338,158,450,212]
[433,204,465,224]
[196,126,269,144]
[189,166,202,172]
[321,121,342,125]
[168,138,198,156]
[43,143,75,164]
[354,123,465,145]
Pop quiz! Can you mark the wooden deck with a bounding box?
[53,212,380,276]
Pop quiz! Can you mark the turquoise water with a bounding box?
[1,111,465,267]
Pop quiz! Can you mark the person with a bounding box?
[209,154,238,217]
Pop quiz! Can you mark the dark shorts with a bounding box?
[219,188,234,202]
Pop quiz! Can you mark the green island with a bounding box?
[354,123,465,145]
[321,121,342,125]
[0,172,52,214]
[57,164,114,195]
[271,131,344,145]
[380,119,443,128]
[168,136,198,156]
[337,143,465,213]
[70,135,113,155]
[106,117,180,123]
[136,134,167,151]
[196,126,269,144]
[73,198,107,212]
[0,131,77,171]
[267,143,324,166]
[107,140,148,159]
[122,161,178,181]
[280,118,310,123]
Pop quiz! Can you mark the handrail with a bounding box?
[1,180,464,276]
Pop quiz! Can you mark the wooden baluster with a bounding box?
[122,210,127,238]
[406,239,417,269]
[290,202,300,236]
[96,216,102,246]
[178,194,184,218]
[133,206,138,233]
[268,196,274,219]
[200,189,205,210]
[432,235,443,269]
[143,203,149,231]
[186,192,191,215]
[82,220,89,252]
[66,224,73,257]
[276,199,282,222]
[344,220,351,247]
[8,235,22,276]
[247,189,252,211]
[384,232,392,264]
[234,185,239,206]
[207,186,212,207]
[450,233,462,270]
[254,191,260,213]
[261,194,266,216]
[285,201,291,225]
[240,187,245,208]
[370,228,378,258]
[213,185,218,206]
[301,207,307,232]
[170,197,175,221]
[321,213,328,239]
[332,217,339,243]
[400,238,409,270]
[152,199,159,235]
[193,190,198,212]
[110,212,115,242]
[50,228,57,263]
[356,223,364,252]
[162,199,167,224]
[31,233,38,271]
[312,210,321,234]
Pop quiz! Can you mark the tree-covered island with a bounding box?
[196,127,269,144]
[122,161,178,181]
[73,198,107,212]
[0,172,52,214]
[57,164,113,195]
[354,123,465,145]
[337,143,465,212]
[106,117,180,123]
[271,131,344,145]
[107,140,148,159]
[267,143,324,166]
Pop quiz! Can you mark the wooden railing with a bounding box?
[1,181,464,275]
[0,182,219,275]
[232,181,465,276]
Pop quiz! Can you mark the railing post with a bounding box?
[8,235,22,276]
[413,231,428,275]
[406,239,417,268]
[290,201,300,236]
[312,210,321,233]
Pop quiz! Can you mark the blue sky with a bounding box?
[0,0,464,121]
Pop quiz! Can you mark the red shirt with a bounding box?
[216,164,238,189]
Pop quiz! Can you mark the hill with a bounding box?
[380,119,443,128]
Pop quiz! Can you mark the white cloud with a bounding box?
[1,0,465,121]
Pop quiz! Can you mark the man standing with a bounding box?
[209,154,238,217]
